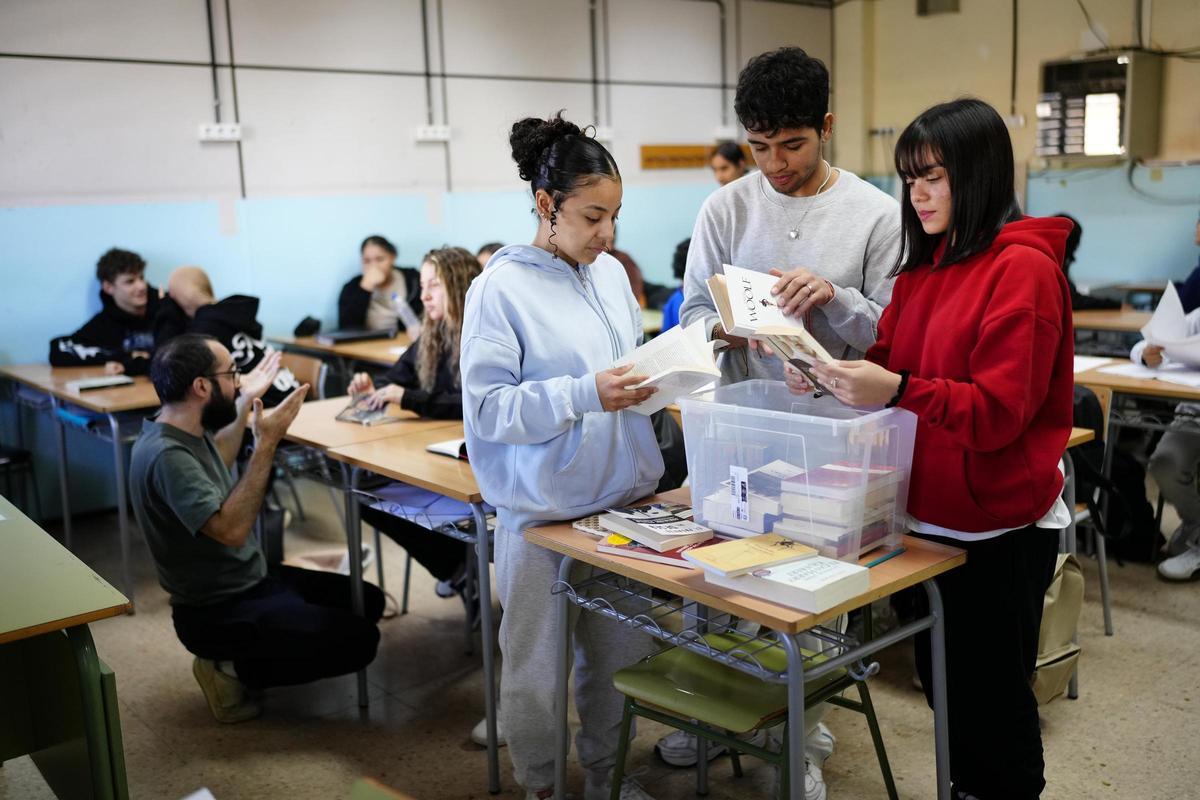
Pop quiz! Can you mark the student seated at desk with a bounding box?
[461,114,663,800]
[1171,214,1200,314]
[659,238,689,333]
[129,335,384,723]
[338,235,423,334]
[799,99,1072,800]
[476,241,504,268]
[156,266,299,408]
[1131,319,1200,580]
[49,247,161,375]
[346,246,483,599]
[1055,213,1121,311]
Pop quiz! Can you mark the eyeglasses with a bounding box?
[205,367,241,387]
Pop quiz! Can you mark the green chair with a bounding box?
[610,631,897,800]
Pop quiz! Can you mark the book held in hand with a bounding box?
[609,320,720,415]
[335,396,402,426]
[598,502,714,552]
[706,264,833,365]
[704,555,870,613]
[681,532,816,577]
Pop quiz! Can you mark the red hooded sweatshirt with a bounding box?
[866,216,1074,534]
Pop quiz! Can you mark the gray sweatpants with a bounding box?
[495,525,656,792]
[1148,423,1200,551]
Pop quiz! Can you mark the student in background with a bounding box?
[608,234,647,307]
[1171,213,1200,313]
[461,113,662,800]
[1055,213,1120,311]
[1131,317,1200,580]
[476,241,504,268]
[157,266,299,408]
[710,140,749,186]
[348,246,482,597]
[50,247,161,375]
[129,335,384,723]
[659,238,689,332]
[338,235,423,333]
[801,98,1072,800]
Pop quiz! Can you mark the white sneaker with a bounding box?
[806,721,836,765]
[1158,543,1200,581]
[654,727,771,767]
[584,767,654,800]
[805,760,828,800]
[470,715,506,747]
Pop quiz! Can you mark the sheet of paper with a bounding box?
[1141,283,1200,366]
[1073,355,1113,373]
[1099,361,1200,387]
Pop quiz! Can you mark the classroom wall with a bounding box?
[0,0,831,516]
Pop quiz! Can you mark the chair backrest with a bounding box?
[1077,382,1112,440]
[279,353,327,400]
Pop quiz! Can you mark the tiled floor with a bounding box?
[2,479,1198,800]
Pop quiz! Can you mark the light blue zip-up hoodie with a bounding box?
[461,244,665,536]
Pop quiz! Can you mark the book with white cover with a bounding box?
[426,438,468,460]
[702,491,782,535]
[66,375,134,392]
[704,555,870,612]
[599,502,714,552]
[706,265,833,366]
[610,320,720,415]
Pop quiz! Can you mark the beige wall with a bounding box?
[833,0,1200,175]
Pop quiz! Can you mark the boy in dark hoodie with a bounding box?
[156,266,299,408]
[49,248,161,375]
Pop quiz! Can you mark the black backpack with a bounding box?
[1071,386,1159,563]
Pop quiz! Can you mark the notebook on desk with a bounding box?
[315,328,395,345]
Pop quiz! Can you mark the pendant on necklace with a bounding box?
[788,229,800,240]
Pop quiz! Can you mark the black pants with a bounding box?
[360,504,468,582]
[172,565,386,690]
[913,525,1059,800]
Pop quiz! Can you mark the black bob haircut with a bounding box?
[361,235,397,256]
[150,334,218,404]
[713,141,745,166]
[96,248,146,284]
[893,97,1023,275]
[672,238,691,281]
[734,47,829,135]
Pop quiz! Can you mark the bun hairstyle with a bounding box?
[509,111,620,254]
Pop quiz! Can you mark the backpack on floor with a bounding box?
[1033,553,1084,705]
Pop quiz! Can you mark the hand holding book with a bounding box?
[769,267,835,317]
[808,360,903,408]
[596,364,656,412]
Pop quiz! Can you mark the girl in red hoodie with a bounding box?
[793,98,1073,800]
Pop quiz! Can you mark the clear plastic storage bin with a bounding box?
[679,380,916,561]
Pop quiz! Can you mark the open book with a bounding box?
[707,264,834,393]
[610,320,720,415]
[1141,282,1200,367]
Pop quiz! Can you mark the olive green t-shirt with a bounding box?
[129,419,266,607]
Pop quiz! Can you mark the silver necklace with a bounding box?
[781,160,833,240]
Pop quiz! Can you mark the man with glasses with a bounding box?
[129,334,385,723]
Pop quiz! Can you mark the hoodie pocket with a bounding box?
[963,447,1036,526]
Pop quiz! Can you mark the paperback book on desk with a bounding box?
[598,502,714,552]
[704,555,869,613]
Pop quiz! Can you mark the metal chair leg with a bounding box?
[857,681,899,800]
[609,699,635,800]
[401,553,412,615]
[284,472,307,522]
[1095,532,1114,635]
[373,527,385,591]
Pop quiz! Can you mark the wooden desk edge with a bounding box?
[523,527,965,635]
[0,601,134,646]
[325,444,484,505]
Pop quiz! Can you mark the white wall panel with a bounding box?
[0,0,210,62]
[440,0,593,80]
[235,70,440,195]
[0,59,241,204]
[738,0,832,69]
[226,0,425,72]
[446,78,594,191]
[606,0,722,85]
[608,84,724,183]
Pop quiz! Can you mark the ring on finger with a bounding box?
[830,377,839,388]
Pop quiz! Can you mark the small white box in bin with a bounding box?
[679,380,916,561]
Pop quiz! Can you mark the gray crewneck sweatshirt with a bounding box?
[680,168,901,382]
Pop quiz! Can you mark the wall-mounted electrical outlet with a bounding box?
[414,125,451,142]
[198,123,242,142]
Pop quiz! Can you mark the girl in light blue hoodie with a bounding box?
[461,114,664,800]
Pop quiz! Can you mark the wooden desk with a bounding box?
[527,487,964,800]
[1075,358,1200,402]
[283,397,458,450]
[0,364,161,604]
[1073,308,1151,333]
[311,422,500,793]
[0,494,130,799]
[270,333,411,368]
[1067,426,1095,449]
[642,308,663,336]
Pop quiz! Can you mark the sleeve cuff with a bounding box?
[569,373,604,416]
[819,284,856,327]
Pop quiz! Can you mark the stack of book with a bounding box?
[694,458,906,560]
[573,502,723,567]
[682,533,869,613]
